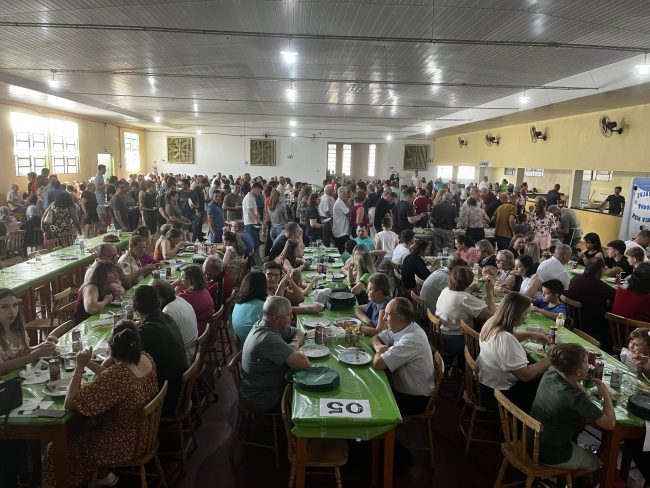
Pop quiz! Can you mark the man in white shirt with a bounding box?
[318,184,336,218]
[411,171,420,188]
[242,182,263,258]
[372,297,435,415]
[625,229,650,257]
[523,244,572,298]
[478,176,489,191]
[391,229,415,266]
[117,235,157,286]
[332,186,350,253]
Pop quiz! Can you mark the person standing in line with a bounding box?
[493,194,518,251]
[332,186,351,253]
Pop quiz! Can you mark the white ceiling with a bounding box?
[1,0,650,139]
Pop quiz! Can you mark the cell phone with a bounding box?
[38,409,67,419]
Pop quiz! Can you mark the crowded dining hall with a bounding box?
[2,2,650,488]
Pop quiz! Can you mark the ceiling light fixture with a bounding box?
[148,76,156,87]
[519,91,530,103]
[289,119,297,127]
[281,51,298,64]
[286,87,297,102]
[290,132,296,137]
[154,111,161,123]
[196,127,202,134]
[386,135,392,141]
[424,123,432,134]
[635,53,650,75]
[48,70,60,88]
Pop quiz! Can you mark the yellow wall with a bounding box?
[0,100,147,189]
[434,103,650,171]
[574,209,622,244]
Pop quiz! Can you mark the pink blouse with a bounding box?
[177,288,215,334]
[456,247,481,266]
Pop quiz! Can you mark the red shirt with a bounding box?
[414,196,429,214]
[612,288,650,323]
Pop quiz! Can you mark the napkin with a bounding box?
[312,288,332,305]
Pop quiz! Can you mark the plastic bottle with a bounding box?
[555,312,565,331]
[194,238,200,253]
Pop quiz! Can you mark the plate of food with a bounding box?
[19,368,49,385]
[306,326,346,339]
[302,317,331,328]
[570,269,584,275]
[299,344,330,358]
[43,378,80,397]
[177,252,194,257]
[304,272,326,279]
[338,348,372,366]
[335,317,362,328]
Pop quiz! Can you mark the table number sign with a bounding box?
[319,399,372,418]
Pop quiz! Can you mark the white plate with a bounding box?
[304,272,327,279]
[306,326,346,339]
[43,378,72,397]
[299,302,324,310]
[177,252,194,257]
[302,317,331,328]
[20,369,49,385]
[334,317,362,328]
[338,349,372,365]
[570,269,584,275]
[299,344,330,358]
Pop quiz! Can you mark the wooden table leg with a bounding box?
[382,429,395,488]
[51,425,72,488]
[599,425,644,488]
[295,437,308,488]
[371,437,380,486]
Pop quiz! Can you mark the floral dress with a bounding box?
[49,205,75,234]
[42,354,159,487]
[529,211,556,251]
[0,330,30,361]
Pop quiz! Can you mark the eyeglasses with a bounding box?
[265,272,281,279]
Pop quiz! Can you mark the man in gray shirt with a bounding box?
[548,205,582,254]
[222,184,243,221]
[420,258,468,314]
[240,296,309,413]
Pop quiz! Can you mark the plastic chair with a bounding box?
[493,389,587,488]
[281,384,348,487]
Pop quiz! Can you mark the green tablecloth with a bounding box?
[520,312,646,428]
[292,247,402,439]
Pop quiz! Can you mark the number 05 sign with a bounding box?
[319,399,372,418]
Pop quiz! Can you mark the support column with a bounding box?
[569,170,584,208]
[515,168,525,187]
[451,165,459,182]
[478,166,487,182]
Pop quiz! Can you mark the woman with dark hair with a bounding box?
[275,238,307,274]
[42,321,158,488]
[401,239,432,294]
[513,254,537,295]
[577,232,604,266]
[153,227,185,261]
[459,197,490,243]
[41,191,80,239]
[354,272,391,336]
[347,244,376,305]
[508,233,527,259]
[74,261,121,325]
[477,292,550,412]
[268,188,288,242]
[139,179,158,234]
[80,182,99,238]
[232,271,268,343]
[612,262,650,322]
[306,192,324,244]
[455,234,480,266]
[133,226,159,265]
[165,190,192,240]
[173,264,214,334]
[530,343,614,472]
[350,190,369,238]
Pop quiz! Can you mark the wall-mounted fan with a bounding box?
[458,137,468,148]
[599,115,623,138]
[530,126,547,143]
[485,133,500,147]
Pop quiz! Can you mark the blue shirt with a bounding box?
[43,187,66,208]
[365,298,389,327]
[207,201,225,243]
[94,173,106,204]
[354,236,375,251]
[533,299,567,316]
[239,231,255,254]
[232,299,265,344]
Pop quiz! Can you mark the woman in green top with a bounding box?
[165,190,192,240]
[529,343,615,472]
[347,244,375,305]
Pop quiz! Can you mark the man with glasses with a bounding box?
[240,295,309,413]
[83,243,129,289]
[263,262,322,314]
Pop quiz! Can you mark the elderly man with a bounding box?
[240,296,309,413]
[547,205,582,253]
[421,258,468,314]
[332,186,351,253]
[118,235,158,285]
[371,297,435,415]
[523,244,572,298]
[319,184,336,218]
[203,254,232,310]
[626,229,650,257]
[83,243,128,290]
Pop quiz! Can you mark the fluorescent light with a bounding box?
[636,64,650,75]
[281,51,298,64]
[519,92,530,103]
[48,71,60,89]
[286,88,297,102]
[196,127,202,134]
[289,119,297,127]
[386,135,392,141]
[154,112,161,123]
[424,124,432,134]
[148,76,156,87]
[290,132,296,137]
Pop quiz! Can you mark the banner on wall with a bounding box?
[619,178,650,240]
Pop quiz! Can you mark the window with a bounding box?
[457,166,475,181]
[11,112,79,176]
[327,143,337,174]
[504,168,516,176]
[436,165,453,180]
[582,170,613,182]
[524,168,544,177]
[368,144,376,177]
[342,144,351,176]
[124,132,141,171]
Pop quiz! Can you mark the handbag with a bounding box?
[0,377,23,416]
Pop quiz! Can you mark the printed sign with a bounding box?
[319,398,372,418]
[620,178,650,240]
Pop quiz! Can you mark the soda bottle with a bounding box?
[555,312,565,332]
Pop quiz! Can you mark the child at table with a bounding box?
[531,279,567,320]
[620,328,650,371]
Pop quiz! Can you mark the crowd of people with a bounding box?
[0,166,649,486]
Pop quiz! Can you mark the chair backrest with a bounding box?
[29,228,43,250]
[460,320,480,360]
[227,350,243,391]
[58,231,76,248]
[494,389,542,466]
[410,290,427,332]
[573,328,600,348]
[0,235,6,259]
[134,381,168,459]
[415,274,425,295]
[7,231,26,255]
[427,308,443,352]
[55,302,76,325]
[281,384,297,458]
[170,355,202,418]
[560,295,581,331]
[421,349,445,418]
[606,312,650,355]
[463,346,483,410]
[196,322,211,356]
[53,287,77,307]
[0,255,24,268]
[50,320,75,339]
[392,267,405,298]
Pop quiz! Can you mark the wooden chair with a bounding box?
[25,287,77,343]
[392,267,405,298]
[414,274,425,295]
[27,228,43,252]
[0,255,24,268]
[43,239,59,252]
[493,389,587,488]
[400,350,445,467]
[573,328,600,348]
[606,312,650,356]
[560,295,581,331]
[281,384,348,487]
[193,323,219,418]
[6,230,26,258]
[410,291,428,332]
[57,231,76,248]
[228,351,282,468]
[0,235,7,259]
[202,305,231,378]
[460,320,480,360]
[90,382,168,488]
[160,356,201,472]
[459,346,499,454]
[49,320,75,339]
